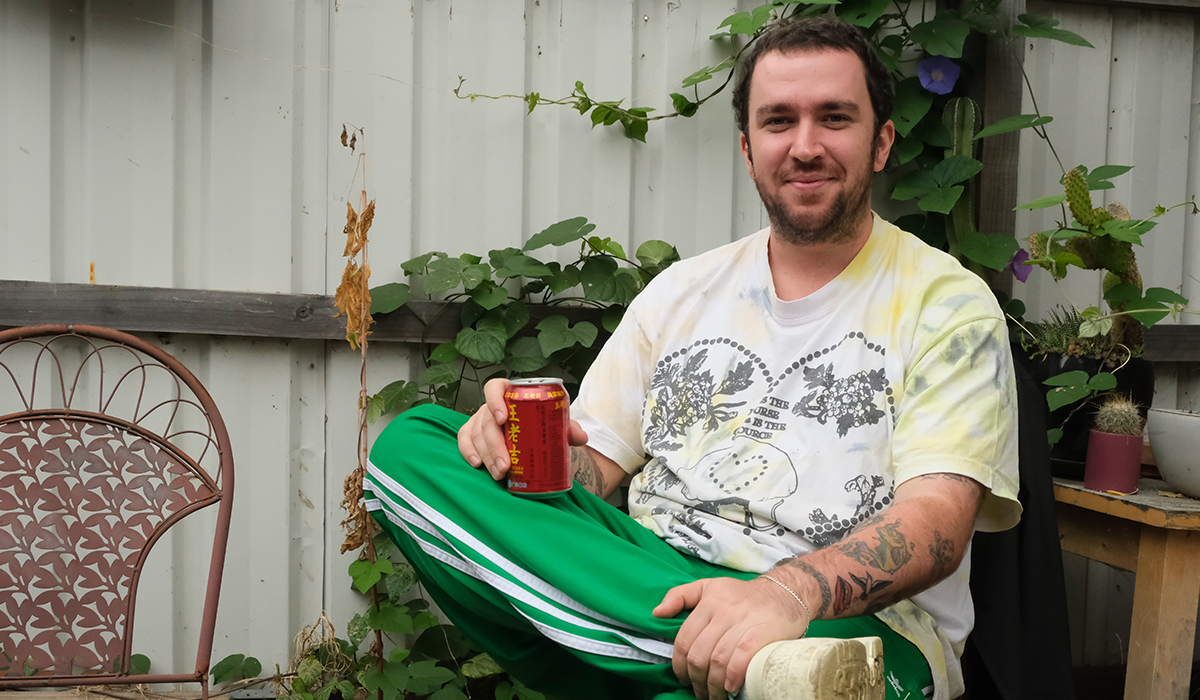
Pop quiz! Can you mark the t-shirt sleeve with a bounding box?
[891,315,1022,533]
[570,303,655,474]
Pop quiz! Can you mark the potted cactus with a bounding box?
[1017,166,1194,477]
[1082,395,1145,494]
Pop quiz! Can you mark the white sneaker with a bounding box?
[738,636,884,700]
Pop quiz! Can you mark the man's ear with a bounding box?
[873,120,896,173]
[740,132,755,177]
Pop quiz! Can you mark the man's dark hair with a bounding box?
[731,16,894,141]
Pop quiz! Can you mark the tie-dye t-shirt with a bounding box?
[571,214,1021,700]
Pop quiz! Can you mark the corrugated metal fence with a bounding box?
[2,0,1199,676]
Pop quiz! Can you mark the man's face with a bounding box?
[739,49,894,246]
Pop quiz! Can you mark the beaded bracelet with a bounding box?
[759,574,812,636]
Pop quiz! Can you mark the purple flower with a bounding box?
[1005,248,1032,283]
[918,56,961,95]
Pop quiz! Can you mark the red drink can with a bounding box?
[503,378,571,498]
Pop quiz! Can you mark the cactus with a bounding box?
[1093,395,1145,436]
[1064,168,1098,226]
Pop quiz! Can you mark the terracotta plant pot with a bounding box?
[1083,429,1142,494]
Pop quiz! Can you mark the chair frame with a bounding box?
[0,324,235,699]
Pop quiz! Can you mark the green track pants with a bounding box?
[365,404,933,700]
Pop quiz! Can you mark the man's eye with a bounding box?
[827,114,848,123]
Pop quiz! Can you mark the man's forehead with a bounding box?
[749,47,869,94]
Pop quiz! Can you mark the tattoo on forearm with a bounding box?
[929,530,955,578]
[833,576,853,615]
[778,556,832,618]
[570,446,606,496]
[838,519,913,573]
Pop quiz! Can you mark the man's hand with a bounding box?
[653,577,810,700]
[457,378,588,480]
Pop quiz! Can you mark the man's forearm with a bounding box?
[770,473,982,620]
[570,445,608,497]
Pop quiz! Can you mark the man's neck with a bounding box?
[767,214,874,302]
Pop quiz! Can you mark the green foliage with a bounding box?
[365,216,678,421]
[211,653,263,686]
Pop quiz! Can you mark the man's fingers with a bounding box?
[483,378,511,424]
[653,580,704,618]
[457,418,483,468]
[568,419,588,447]
[722,634,762,696]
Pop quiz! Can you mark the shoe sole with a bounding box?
[740,636,884,700]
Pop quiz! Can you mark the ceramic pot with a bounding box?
[1147,408,1200,498]
[1083,429,1142,494]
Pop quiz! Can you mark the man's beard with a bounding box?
[752,155,875,247]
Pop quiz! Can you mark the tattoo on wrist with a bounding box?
[570,446,605,496]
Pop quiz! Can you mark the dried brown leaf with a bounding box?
[349,132,357,154]
[343,202,359,257]
[340,125,348,147]
[359,199,375,238]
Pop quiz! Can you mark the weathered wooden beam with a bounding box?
[1143,325,1200,363]
[0,280,605,344]
[1052,0,1200,12]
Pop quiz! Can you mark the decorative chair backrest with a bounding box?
[0,325,233,696]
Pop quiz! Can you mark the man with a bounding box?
[366,15,1019,700]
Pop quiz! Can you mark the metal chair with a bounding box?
[0,324,234,698]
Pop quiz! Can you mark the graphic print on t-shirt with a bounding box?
[635,332,896,558]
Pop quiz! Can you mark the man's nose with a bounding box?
[788,122,824,162]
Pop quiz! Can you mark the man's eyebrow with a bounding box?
[754,100,862,120]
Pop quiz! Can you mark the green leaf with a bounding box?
[347,613,370,651]
[406,661,458,695]
[297,656,323,688]
[910,115,953,148]
[890,78,934,138]
[1099,218,1155,244]
[1122,298,1171,327]
[1014,194,1066,210]
[891,168,939,201]
[931,154,985,186]
[548,265,581,295]
[496,255,554,279]
[1013,14,1094,47]
[412,625,478,663]
[419,361,462,387]
[580,256,619,301]
[488,247,524,271]
[384,563,419,603]
[1044,370,1091,387]
[367,602,414,635]
[379,380,419,414]
[459,253,482,265]
[348,557,393,594]
[456,325,507,364]
[958,231,1021,271]
[622,115,650,143]
[363,664,407,700]
[425,257,470,294]
[1087,372,1118,391]
[504,337,549,373]
[429,688,469,700]
[470,282,510,310]
[402,251,440,276]
[602,304,626,332]
[462,263,492,290]
[389,648,412,664]
[499,301,531,338]
[430,342,461,363]
[536,316,598,356]
[461,299,487,327]
[413,610,440,629]
[893,134,924,165]
[366,394,385,424]
[1103,283,1142,303]
[718,5,774,35]
[910,16,970,58]
[370,283,411,314]
[670,92,699,117]
[1079,314,1112,338]
[462,653,506,679]
[1144,287,1188,305]
[212,654,250,685]
[130,654,151,676]
[974,114,1053,140]
[1047,383,1091,412]
[836,0,890,27]
[511,678,546,700]
[636,240,678,269]
[1047,428,1064,447]
[917,185,964,214]
[523,217,596,252]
